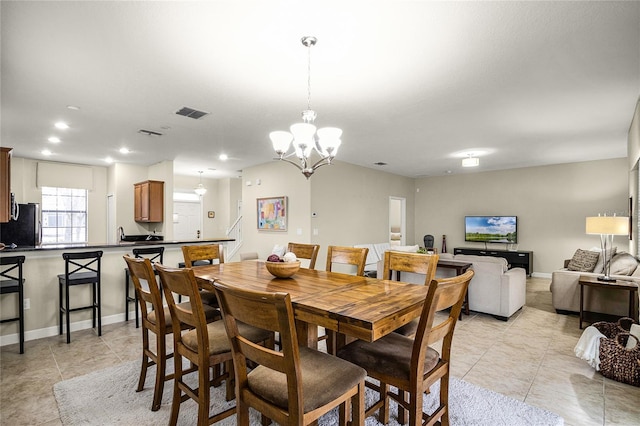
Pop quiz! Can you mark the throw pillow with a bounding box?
[608,252,639,276]
[567,249,600,272]
[592,247,617,274]
[625,323,640,349]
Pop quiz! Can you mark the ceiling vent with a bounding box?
[176,107,209,120]
[138,129,163,136]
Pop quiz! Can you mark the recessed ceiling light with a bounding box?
[119,147,130,154]
[55,121,69,130]
[219,154,228,161]
[104,157,114,164]
[66,105,80,111]
[41,149,52,156]
[48,136,61,143]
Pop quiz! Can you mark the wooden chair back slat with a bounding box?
[155,264,206,332]
[383,251,439,285]
[325,246,369,276]
[181,244,224,267]
[287,242,320,269]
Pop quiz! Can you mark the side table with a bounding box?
[437,259,473,318]
[578,275,639,329]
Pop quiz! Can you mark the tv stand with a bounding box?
[454,247,533,276]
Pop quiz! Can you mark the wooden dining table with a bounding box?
[192,260,430,349]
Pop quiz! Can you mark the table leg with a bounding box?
[295,320,317,349]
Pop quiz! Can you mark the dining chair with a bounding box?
[57,251,103,344]
[382,250,440,337]
[123,255,218,411]
[0,256,26,354]
[324,245,369,353]
[286,242,320,269]
[124,246,165,328]
[181,244,224,306]
[337,270,474,426]
[239,252,259,261]
[155,263,274,426]
[213,281,366,426]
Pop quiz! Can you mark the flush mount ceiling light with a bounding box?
[194,171,207,196]
[54,121,69,130]
[462,154,480,167]
[48,136,61,143]
[119,147,130,154]
[270,36,342,179]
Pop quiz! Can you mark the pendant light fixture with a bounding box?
[270,36,342,179]
[194,171,207,196]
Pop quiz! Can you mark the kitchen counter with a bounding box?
[0,238,235,347]
[0,238,234,253]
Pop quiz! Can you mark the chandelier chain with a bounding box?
[307,41,312,112]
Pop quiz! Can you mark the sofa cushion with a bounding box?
[567,249,599,272]
[608,252,639,276]
[392,245,420,253]
[592,246,617,274]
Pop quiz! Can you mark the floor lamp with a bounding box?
[585,215,629,281]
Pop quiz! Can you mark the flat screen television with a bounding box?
[465,216,517,243]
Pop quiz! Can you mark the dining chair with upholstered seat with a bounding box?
[213,281,366,426]
[337,270,473,426]
[286,242,320,269]
[324,245,369,353]
[181,244,224,307]
[124,246,165,328]
[382,250,440,337]
[155,263,274,426]
[239,252,259,261]
[123,255,218,412]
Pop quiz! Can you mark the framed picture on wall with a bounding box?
[257,196,287,231]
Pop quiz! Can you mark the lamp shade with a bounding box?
[585,216,629,235]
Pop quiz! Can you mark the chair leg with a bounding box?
[237,400,251,426]
[198,360,210,425]
[353,382,365,426]
[440,375,450,426]
[125,271,130,322]
[380,382,390,425]
[152,330,165,411]
[137,328,150,393]
[18,284,24,354]
[169,354,182,426]
[65,283,71,344]
[135,291,139,328]
[92,282,97,329]
[96,280,102,336]
[398,389,408,424]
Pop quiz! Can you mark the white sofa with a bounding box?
[550,249,640,318]
[375,250,527,320]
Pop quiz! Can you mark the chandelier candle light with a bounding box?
[585,214,629,281]
[270,36,342,179]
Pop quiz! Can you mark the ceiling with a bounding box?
[2,1,639,179]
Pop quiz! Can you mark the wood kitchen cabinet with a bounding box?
[0,147,12,223]
[134,180,164,222]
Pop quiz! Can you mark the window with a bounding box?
[41,187,88,244]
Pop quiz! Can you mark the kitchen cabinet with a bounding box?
[134,180,164,222]
[0,147,12,223]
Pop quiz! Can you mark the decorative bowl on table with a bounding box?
[265,260,300,278]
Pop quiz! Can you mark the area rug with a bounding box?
[54,360,563,425]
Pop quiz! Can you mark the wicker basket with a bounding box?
[592,317,640,387]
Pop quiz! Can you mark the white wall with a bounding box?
[414,158,629,274]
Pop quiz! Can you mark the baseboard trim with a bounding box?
[0,311,136,347]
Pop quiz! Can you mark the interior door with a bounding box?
[173,201,202,241]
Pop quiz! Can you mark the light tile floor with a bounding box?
[1,277,639,425]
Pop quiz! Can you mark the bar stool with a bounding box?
[124,246,164,328]
[1,256,26,354]
[58,251,103,344]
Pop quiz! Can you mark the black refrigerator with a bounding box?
[0,203,42,247]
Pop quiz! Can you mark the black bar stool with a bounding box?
[58,251,103,344]
[0,256,26,354]
[124,246,164,328]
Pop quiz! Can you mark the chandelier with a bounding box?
[270,36,342,179]
[194,171,207,196]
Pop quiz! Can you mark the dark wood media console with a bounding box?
[453,247,533,276]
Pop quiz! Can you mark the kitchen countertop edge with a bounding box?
[0,238,235,253]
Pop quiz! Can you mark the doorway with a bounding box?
[173,201,202,241]
[389,197,406,246]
